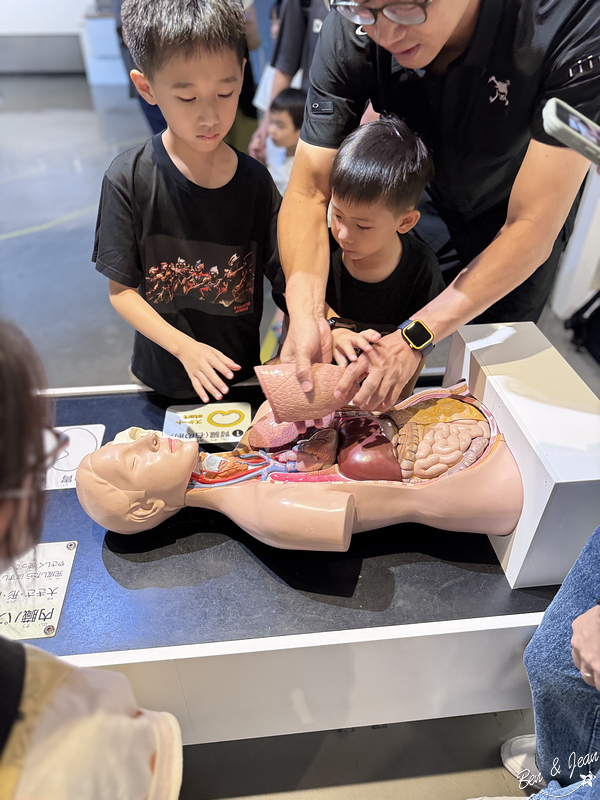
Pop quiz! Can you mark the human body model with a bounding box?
[76,377,523,550]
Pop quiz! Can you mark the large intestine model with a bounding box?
[76,364,523,551]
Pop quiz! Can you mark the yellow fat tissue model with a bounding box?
[76,365,524,551]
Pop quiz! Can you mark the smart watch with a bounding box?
[327,317,357,331]
[397,319,435,358]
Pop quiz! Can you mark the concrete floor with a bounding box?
[1,69,598,800]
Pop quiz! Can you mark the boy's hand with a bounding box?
[331,328,381,368]
[178,340,241,404]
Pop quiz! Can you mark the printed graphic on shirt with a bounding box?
[145,235,258,317]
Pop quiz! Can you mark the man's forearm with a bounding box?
[278,141,337,320]
[416,217,560,342]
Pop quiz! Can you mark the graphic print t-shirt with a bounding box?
[93,135,281,398]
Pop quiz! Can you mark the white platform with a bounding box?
[65,614,539,745]
[445,322,600,588]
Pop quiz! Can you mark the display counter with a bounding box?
[30,380,557,744]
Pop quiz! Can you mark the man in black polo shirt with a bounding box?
[278,0,600,410]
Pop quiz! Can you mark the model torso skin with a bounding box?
[76,375,524,551]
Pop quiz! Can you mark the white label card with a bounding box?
[0,541,78,640]
[45,424,106,490]
[163,402,252,444]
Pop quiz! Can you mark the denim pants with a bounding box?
[524,525,600,790]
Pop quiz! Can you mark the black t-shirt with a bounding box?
[271,0,328,92]
[325,230,444,330]
[93,136,282,398]
[303,0,600,230]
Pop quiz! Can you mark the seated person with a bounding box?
[267,88,306,195]
[76,379,523,551]
[324,115,445,400]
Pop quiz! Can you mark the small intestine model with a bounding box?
[76,365,523,551]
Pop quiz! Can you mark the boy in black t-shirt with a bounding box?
[93,0,282,402]
[324,116,443,393]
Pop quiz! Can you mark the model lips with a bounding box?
[169,438,177,453]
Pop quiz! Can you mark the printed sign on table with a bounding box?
[45,424,106,490]
[0,541,78,640]
[163,402,252,445]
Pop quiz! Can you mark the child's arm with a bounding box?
[325,304,381,368]
[109,280,240,403]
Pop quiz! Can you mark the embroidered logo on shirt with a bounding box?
[355,25,367,35]
[488,76,510,106]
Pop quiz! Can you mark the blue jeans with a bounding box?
[524,525,600,790]
[534,779,600,798]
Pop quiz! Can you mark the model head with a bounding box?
[329,115,433,259]
[0,320,49,570]
[268,88,307,151]
[76,433,199,534]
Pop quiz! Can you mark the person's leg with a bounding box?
[524,525,600,786]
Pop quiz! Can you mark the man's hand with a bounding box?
[335,330,421,412]
[331,327,381,367]
[572,604,600,690]
[280,315,332,392]
[178,340,241,404]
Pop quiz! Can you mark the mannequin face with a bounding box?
[88,433,198,500]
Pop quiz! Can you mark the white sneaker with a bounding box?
[501,734,546,787]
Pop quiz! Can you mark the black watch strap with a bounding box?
[327,317,357,331]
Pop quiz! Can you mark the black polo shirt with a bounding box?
[302,0,600,229]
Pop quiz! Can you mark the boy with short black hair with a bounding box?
[325,115,444,379]
[267,87,306,194]
[93,0,282,403]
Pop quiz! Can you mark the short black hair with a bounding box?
[330,115,434,213]
[121,0,247,79]
[270,88,307,131]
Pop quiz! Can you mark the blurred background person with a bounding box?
[267,87,306,194]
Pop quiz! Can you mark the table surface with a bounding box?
[33,387,558,658]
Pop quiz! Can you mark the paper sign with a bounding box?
[163,402,252,444]
[0,541,77,640]
[45,424,105,490]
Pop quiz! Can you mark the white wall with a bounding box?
[0,0,90,36]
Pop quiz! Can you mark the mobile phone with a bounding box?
[542,98,600,166]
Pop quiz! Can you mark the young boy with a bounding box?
[93,0,282,403]
[325,115,444,390]
[267,87,306,194]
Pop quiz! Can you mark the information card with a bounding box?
[0,541,78,640]
[163,402,252,444]
[45,424,105,490]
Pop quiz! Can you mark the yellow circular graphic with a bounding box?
[207,410,245,428]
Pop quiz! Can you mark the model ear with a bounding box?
[127,498,166,522]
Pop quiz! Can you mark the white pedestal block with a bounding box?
[445,322,600,588]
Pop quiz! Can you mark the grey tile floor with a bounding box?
[1,72,597,800]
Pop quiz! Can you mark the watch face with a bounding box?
[404,321,433,348]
